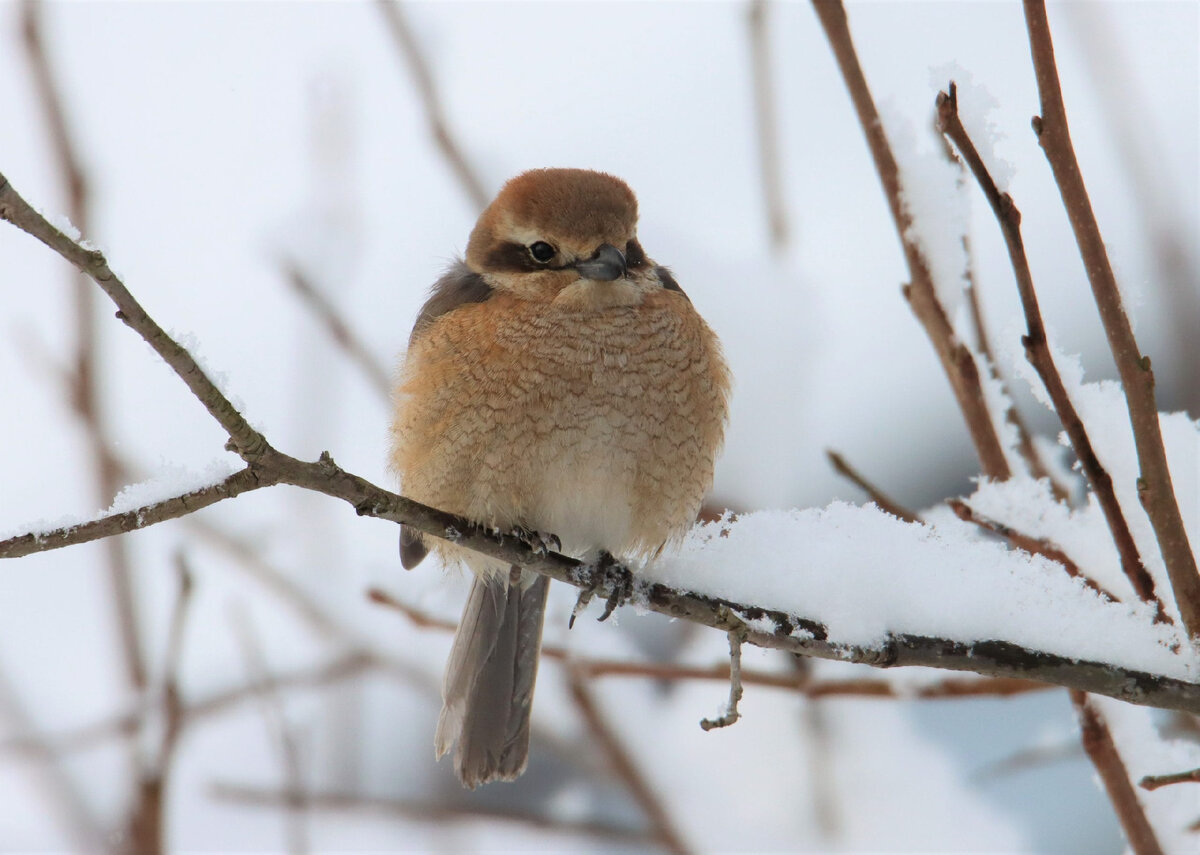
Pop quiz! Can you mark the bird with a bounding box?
[389,168,730,788]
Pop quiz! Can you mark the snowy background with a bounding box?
[1,1,1198,851]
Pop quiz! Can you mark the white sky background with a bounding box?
[0,1,1198,851]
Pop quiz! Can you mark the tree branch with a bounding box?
[209,783,653,845]
[568,669,689,855]
[1140,766,1200,792]
[810,0,1011,481]
[825,450,919,523]
[1023,0,1200,638]
[0,467,269,559]
[374,0,488,211]
[747,0,789,252]
[936,82,1168,621]
[1070,691,1164,855]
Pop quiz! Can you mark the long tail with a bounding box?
[435,568,550,788]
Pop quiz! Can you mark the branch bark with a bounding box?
[1070,691,1164,855]
[935,82,1168,622]
[1023,0,1200,638]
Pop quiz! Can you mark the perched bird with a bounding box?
[390,168,730,788]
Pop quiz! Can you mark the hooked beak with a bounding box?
[574,243,627,281]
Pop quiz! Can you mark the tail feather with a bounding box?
[435,569,549,788]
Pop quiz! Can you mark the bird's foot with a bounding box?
[569,551,633,629]
[508,525,562,556]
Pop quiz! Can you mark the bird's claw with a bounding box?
[569,551,633,628]
[509,525,561,556]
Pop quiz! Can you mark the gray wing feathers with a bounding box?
[435,570,550,789]
[410,260,493,347]
[398,261,493,572]
[399,526,428,569]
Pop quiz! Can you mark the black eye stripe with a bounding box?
[625,238,647,268]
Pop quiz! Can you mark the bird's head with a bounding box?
[465,168,656,308]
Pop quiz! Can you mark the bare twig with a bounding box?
[948,499,1119,603]
[124,556,196,855]
[1023,0,1200,638]
[210,783,653,845]
[747,0,789,251]
[700,626,745,731]
[1070,691,1164,855]
[375,0,488,210]
[568,669,690,855]
[825,450,919,523]
[0,653,379,760]
[231,607,310,854]
[940,136,1066,498]
[282,262,391,400]
[810,0,1011,481]
[936,83,1168,621]
[1140,766,1200,792]
[0,468,268,559]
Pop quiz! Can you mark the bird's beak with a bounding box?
[574,243,627,281]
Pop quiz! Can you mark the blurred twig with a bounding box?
[209,783,654,845]
[231,607,311,854]
[369,587,1051,700]
[0,668,102,853]
[811,0,1011,482]
[124,556,195,855]
[1070,690,1164,855]
[747,0,789,252]
[825,450,919,523]
[568,669,690,855]
[375,0,488,211]
[936,81,1168,620]
[1024,0,1200,638]
[282,262,391,401]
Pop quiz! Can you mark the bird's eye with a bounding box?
[528,241,556,264]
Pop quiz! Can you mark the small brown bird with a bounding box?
[390,168,730,788]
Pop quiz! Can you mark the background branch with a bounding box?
[810,0,1011,482]
[1023,0,1200,637]
[1070,691,1164,855]
[936,82,1167,620]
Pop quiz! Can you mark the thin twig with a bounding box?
[1070,691,1164,855]
[0,668,102,853]
[282,262,391,400]
[568,669,690,855]
[947,498,1119,603]
[936,83,1168,621]
[0,467,269,559]
[123,556,196,855]
[209,783,653,845]
[747,0,789,251]
[700,628,745,731]
[825,450,919,523]
[230,607,310,855]
[1140,766,1200,792]
[810,0,1011,481]
[1023,0,1200,638]
[936,136,1067,498]
[375,0,488,210]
